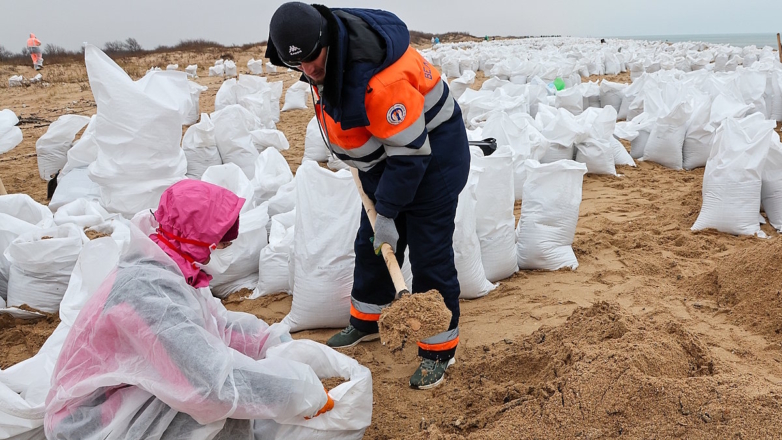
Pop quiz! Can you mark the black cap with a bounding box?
[270,2,329,64]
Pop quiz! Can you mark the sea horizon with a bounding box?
[603,32,780,49]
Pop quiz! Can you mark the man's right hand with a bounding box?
[372,214,399,255]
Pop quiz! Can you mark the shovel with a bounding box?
[350,168,409,298]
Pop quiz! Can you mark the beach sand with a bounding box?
[2,47,782,438]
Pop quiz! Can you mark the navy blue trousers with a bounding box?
[349,197,460,361]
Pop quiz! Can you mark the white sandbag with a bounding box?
[253,210,295,297]
[8,75,24,87]
[516,160,587,271]
[629,129,650,160]
[575,106,618,174]
[136,70,198,126]
[642,101,692,170]
[0,194,54,226]
[710,94,752,124]
[610,137,636,167]
[537,106,583,163]
[48,166,101,213]
[281,81,310,112]
[211,104,260,179]
[61,115,98,175]
[761,138,782,231]
[82,219,131,250]
[182,113,221,180]
[266,62,277,73]
[251,128,290,152]
[771,70,782,122]
[208,64,224,77]
[454,169,495,299]
[554,87,584,115]
[283,162,360,332]
[204,204,269,298]
[472,147,518,282]
[327,155,350,171]
[215,78,238,111]
[201,162,256,214]
[541,143,576,163]
[0,236,119,440]
[449,70,476,101]
[247,58,265,75]
[251,147,294,205]
[53,198,113,227]
[84,45,187,217]
[441,58,461,78]
[0,109,23,155]
[0,195,55,300]
[186,81,208,125]
[599,80,627,113]
[304,116,330,162]
[185,64,198,78]
[35,115,91,181]
[224,60,237,77]
[267,180,296,218]
[165,64,178,71]
[5,224,86,312]
[253,340,372,440]
[575,139,616,175]
[481,112,547,162]
[683,94,715,170]
[692,114,776,236]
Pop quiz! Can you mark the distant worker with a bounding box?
[27,33,43,70]
[434,36,440,45]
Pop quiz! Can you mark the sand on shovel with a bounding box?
[378,290,451,361]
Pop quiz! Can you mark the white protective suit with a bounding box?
[44,202,328,439]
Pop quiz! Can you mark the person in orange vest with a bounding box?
[266,2,470,390]
[27,33,43,70]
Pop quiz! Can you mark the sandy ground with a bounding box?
[2,48,782,438]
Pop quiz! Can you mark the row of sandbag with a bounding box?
[424,37,779,82]
[613,67,782,171]
[238,148,586,333]
[36,47,293,217]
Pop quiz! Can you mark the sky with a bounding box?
[1,0,781,52]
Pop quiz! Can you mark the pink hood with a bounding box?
[150,180,244,287]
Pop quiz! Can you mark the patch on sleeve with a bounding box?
[386,104,406,125]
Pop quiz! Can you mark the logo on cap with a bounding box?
[387,104,406,125]
[289,45,302,56]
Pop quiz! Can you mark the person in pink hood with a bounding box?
[44,180,333,440]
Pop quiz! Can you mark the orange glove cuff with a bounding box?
[306,388,335,419]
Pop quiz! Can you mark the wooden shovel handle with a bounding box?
[351,168,409,297]
[0,176,7,195]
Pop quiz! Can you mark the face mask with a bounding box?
[202,246,233,275]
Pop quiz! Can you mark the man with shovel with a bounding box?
[267,2,470,389]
